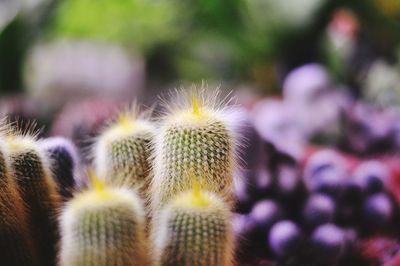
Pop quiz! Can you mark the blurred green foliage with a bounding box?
[50,0,184,52]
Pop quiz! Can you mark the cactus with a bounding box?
[151,90,239,210]
[59,177,149,266]
[94,108,155,198]
[153,182,234,266]
[0,139,39,266]
[6,135,60,266]
[42,137,79,200]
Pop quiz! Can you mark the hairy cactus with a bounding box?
[6,135,60,266]
[94,109,154,197]
[42,137,79,200]
[60,178,149,266]
[153,182,234,266]
[0,139,39,266]
[151,90,239,210]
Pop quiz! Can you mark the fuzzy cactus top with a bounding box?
[94,111,154,195]
[60,178,149,266]
[153,182,234,266]
[151,92,240,210]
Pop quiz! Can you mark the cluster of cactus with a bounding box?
[0,89,240,266]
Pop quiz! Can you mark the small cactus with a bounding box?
[6,135,60,266]
[93,108,155,198]
[153,182,234,266]
[151,90,239,210]
[0,139,39,266]
[42,137,79,200]
[60,176,149,266]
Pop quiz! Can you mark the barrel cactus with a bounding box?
[59,177,149,266]
[94,108,155,198]
[153,182,234,266]
[151,90,240,210]
[6,134,60,266]
[0,138,39,265]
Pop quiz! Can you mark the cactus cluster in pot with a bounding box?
[0,89,241,266]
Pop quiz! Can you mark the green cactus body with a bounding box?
[7,136,60,266]
[0,140,39,266]
[151,94,237,210]
[60,181,149,266]
[153,184,234,266]
[94,112,154,198]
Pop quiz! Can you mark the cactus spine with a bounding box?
[42,137,79,200]
[151,91,238,210]
[94,110,154,198]
[6,135,60,266]
[153,182,234,266]
[0,139,39,265]
[60,177,149,266]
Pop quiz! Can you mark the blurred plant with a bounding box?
[363,60,400,107]
[50,0,184,53]
[0,0,57,93]
[322,0,400,95]
[24,40,145,110]
[323,9,358,82]
[0,1,19,32]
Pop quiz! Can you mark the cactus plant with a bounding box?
[6,135,60,266]
[0,138,39,266]
[151,90,240,210]
[153,182,234,266]
[42,137,79,200]
[93,108,155,198]
[59,177,149,266]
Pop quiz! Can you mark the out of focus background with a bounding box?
[3,1,400,265]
